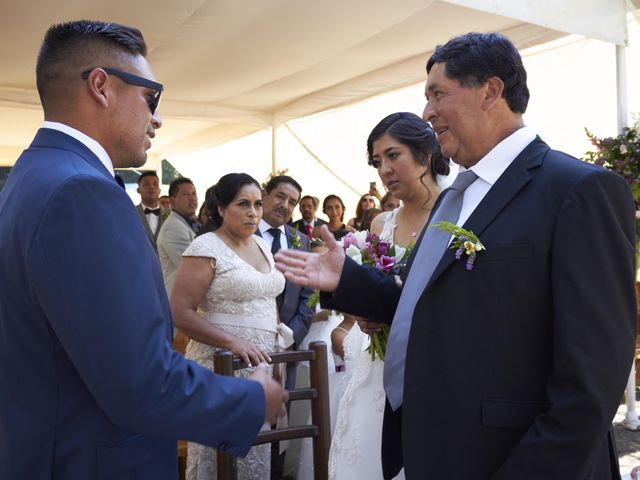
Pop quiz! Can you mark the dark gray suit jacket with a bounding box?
[136,203,170,253]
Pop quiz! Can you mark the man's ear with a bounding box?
[85,69,110,109]
[482,76,504,110]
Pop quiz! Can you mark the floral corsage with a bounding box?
[289,228,303,249]
[430,221,484,270]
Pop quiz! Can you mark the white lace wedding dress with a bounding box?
[182,232,285,480]
[328,209,405,480]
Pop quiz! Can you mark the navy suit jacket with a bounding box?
[326,138,637,480]
[0,129,265,479]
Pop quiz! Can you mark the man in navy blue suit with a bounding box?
[275,32,637,479]
[0,20,287,479]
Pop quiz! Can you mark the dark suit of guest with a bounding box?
[291,217,327,237]
[136,203,170,253]
[325,137,637,479]
[0,128,265,479]
[257,223,314,390]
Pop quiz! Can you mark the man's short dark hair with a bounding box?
[36,20,147,112]
[168,178,194,197]
[426,32,529,114]
[264,175,302,196]
[300,195,319,209]
[137,171,158,185]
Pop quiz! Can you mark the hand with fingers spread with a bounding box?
[274,225,345,291]
[249,363,289,425]
[228,337,271,367]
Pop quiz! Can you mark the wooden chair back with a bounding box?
[214,341,330,480]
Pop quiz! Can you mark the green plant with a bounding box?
[584,120,640,278]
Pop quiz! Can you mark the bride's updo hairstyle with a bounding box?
[366,112,449,182]
[202,173,261,233]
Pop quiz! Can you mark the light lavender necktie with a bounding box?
[383,170,478,410]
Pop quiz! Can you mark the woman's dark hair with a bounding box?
[367,112,449,209]
[202,173,261,233]
[361,207,382,232]
[354,194,377,223]
[426,32,529,114]
[322,194,346,222]
[367,112,448,177]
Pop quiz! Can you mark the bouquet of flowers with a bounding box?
[343,231,411,361]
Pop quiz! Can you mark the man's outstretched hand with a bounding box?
[274,225,345,292]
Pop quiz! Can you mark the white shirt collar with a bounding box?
[42,121,115,177]
[461,125,536,186]
[259,219,285,235]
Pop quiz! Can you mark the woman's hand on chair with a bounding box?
[228,338,271,366]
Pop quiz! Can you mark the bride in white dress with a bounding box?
[328,112,450,480]
[171,173,289,480]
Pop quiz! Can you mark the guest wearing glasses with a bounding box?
[347,194,377,231]
[0,19,286,480]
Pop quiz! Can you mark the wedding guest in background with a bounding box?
[347,193,377,230]
[315,194,355,240]
[0,19,286,479]
[197,200,209,228]
[157,177,199,295]
[256,175,315,480]
[171,173,290,480]
[292,194,327,237]
[275,32,636,480]
[380,191,400,212]
[159,194,171,209]
[360,207,382,232]
[135,170,169,253]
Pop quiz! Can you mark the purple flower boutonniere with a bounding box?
[431,221,485,270]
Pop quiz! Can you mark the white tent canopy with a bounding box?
[0,0,629,167]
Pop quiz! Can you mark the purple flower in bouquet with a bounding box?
[376,240,391,257]
[376,255,396,273]
[342,233,359,249]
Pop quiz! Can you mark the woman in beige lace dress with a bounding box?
[171,173,288,480]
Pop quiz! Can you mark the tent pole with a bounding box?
[271,115,277,174]
[616,44,628,132]
[617,41,639,430]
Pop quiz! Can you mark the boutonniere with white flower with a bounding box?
[289,228,303,249]
[430,221,485,270]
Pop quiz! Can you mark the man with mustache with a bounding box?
[257,175,315,480]
[158,177,200,296]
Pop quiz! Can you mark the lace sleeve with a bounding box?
[182,232,218,259]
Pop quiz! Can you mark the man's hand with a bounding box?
[274,225,345,291]
[248,363,289,424]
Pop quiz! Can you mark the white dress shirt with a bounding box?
[258,219,289,252]
[456,126,536,227]
[141,203,161,233]
[42,121,115,177]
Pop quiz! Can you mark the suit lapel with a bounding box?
[136,204,155,240]
[419,137,549,291]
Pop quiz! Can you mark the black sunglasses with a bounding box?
[81,67,164,114]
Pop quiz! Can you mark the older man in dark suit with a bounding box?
[292,195,327,237]
[275,32,637,480]
[0,20,286,480]
[256,175,315,480]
